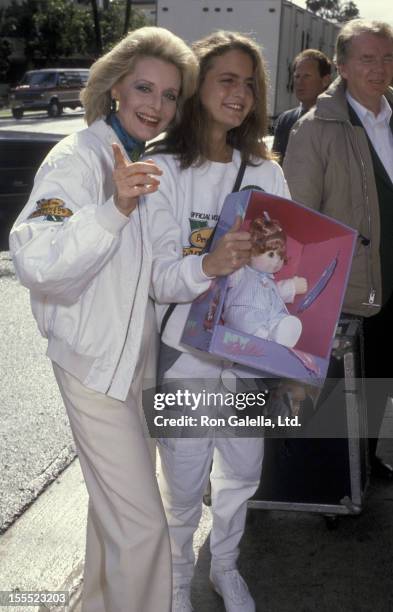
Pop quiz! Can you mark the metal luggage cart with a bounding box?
[248,317,369,529]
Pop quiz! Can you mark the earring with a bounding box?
[111,98,118,112]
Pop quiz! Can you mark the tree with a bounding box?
[1,0,93,63]
[124,0,132,36]
[0,0,35,41]
[0,0,148,69]
[99,0,146,51]
[339,2,360,22]
[85,0,147,53]
[89,0,103,55]
[30,0,93,61]
[306,0,360,22]
[0,38,12,81]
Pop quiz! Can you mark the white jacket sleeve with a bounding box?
[10,141,129,305]
[146,160,212,304]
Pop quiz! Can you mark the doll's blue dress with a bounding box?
[224,265,290,338]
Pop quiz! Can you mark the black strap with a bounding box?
[159,301,178,338]
[160,160,247,337]
[232,159,247,193]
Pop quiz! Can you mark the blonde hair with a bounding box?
[80,26,198,125]
[336,19,393,65]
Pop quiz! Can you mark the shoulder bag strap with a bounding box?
[160,159,247,337]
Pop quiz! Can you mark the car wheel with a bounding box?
[12,108,24,119]
[48,100,62,118]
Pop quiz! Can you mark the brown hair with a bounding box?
[151,30,273,167]
[293,49,332,78]
[250,217,287,261]
[80,26,198,125]
[336,19,393,65]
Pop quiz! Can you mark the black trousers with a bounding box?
[361,290,393,459]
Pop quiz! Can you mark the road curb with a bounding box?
[1,445,77,535]
[0,460,88,611]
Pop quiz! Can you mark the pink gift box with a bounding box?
[181,190,357,384]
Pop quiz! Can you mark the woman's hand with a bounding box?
[112,143,163,216]
[202,216,251,277]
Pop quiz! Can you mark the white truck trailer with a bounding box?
[156,0,340,117]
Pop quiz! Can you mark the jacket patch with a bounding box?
[29,198,73,222]
[183,219,214,257]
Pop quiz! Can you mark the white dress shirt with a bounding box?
[347,91,393,185]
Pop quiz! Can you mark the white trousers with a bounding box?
[157,353,264,587]
[53,363,172,612]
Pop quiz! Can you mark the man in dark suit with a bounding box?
[273,49,332,163]
[284,19,393,479]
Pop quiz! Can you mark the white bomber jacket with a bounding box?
[10,119,211,400]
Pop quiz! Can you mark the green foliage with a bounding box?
[0,38,12,80]
[29,0,92,60]
[0,0,35,39]
[306,0,360,22]
[100,0,147,53]
[0,0,148,65]
[339,2,360,23]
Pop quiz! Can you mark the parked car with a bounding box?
[9,68,89,119]
[0,130,63,249]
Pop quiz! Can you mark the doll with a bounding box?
[224,215,308,348]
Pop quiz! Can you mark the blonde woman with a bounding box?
[10,27,197,612]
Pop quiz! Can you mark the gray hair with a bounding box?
[80,26,198,125]
[336,19,393,65]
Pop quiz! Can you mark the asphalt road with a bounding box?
[0,252,75,533]
[0,109,85,135]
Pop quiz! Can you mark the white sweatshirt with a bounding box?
[146,149,290,352]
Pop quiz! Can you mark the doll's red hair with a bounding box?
[249,217,287,262]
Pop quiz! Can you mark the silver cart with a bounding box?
[249,318,369,528]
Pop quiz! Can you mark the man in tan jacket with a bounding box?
[284,19,393,479]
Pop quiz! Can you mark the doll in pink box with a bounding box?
[224,215,308,348]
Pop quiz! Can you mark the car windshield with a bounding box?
[20,72,57,87]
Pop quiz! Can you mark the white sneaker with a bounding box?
[210,567,256,612]
[172,586,193,612]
